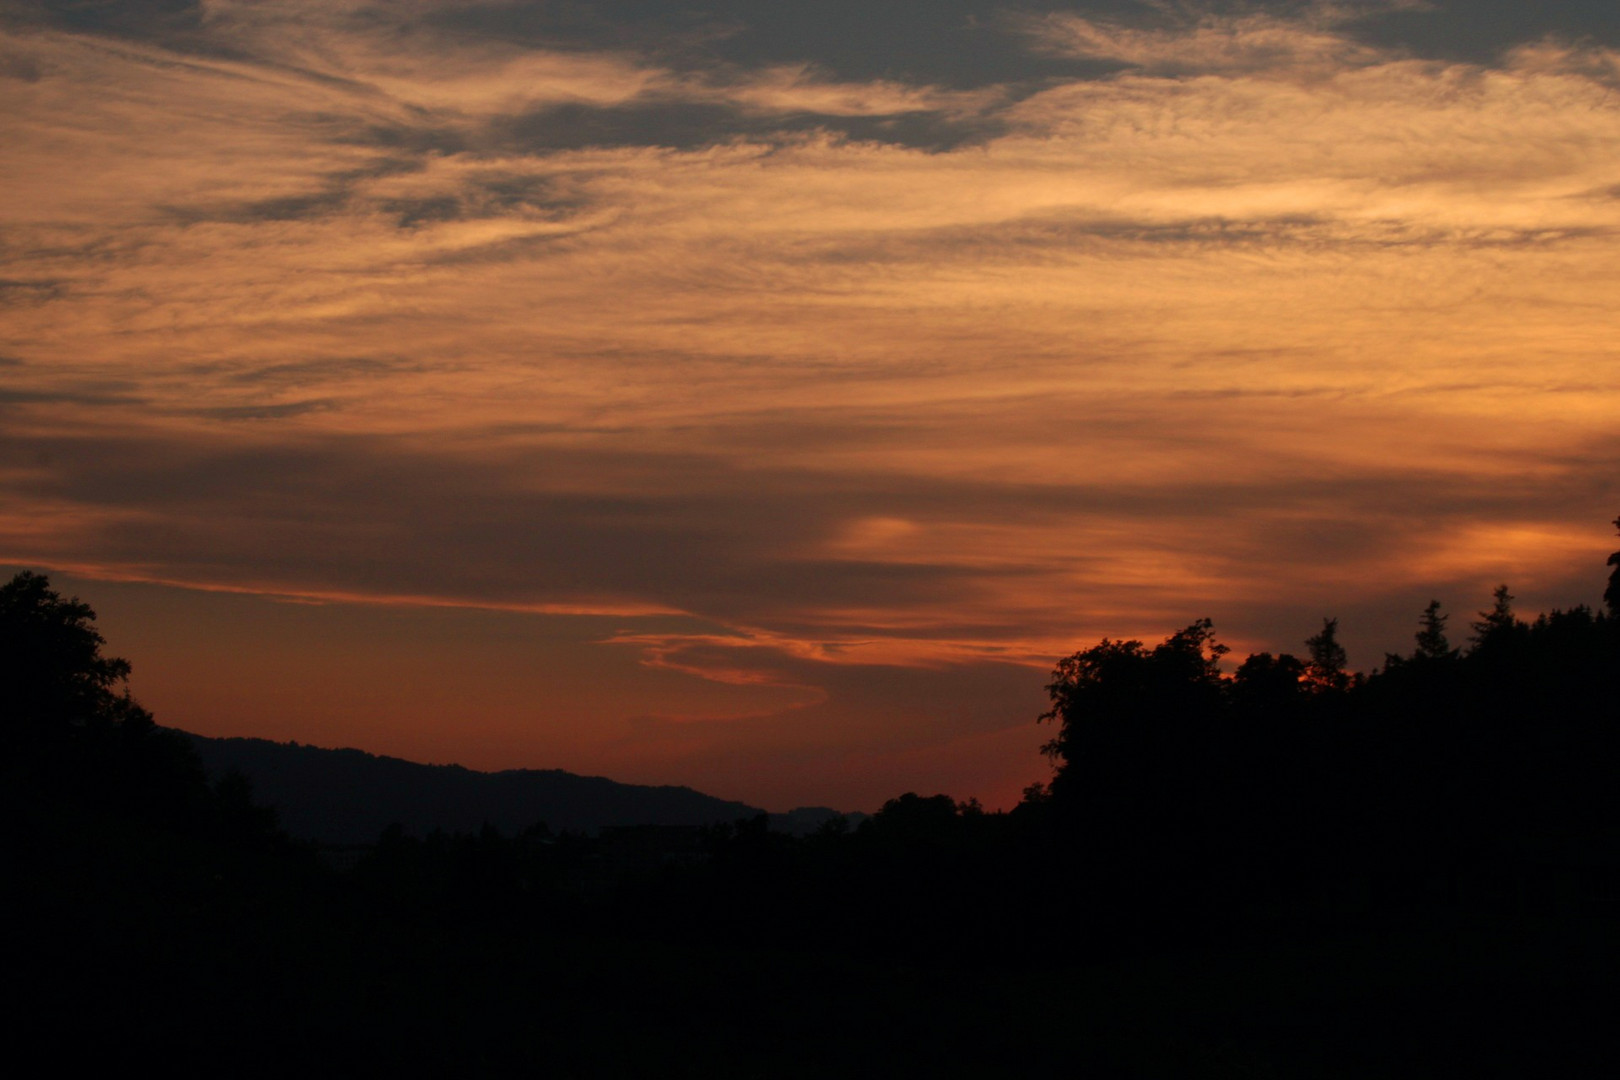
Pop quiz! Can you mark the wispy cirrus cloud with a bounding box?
[3,0,1619,806]
[1014,1,1410,76]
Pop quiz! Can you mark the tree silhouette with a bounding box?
[1040,620,1227,775]
[1303,617,1349,693]
[1229,650,1307,721]
[1,570,144,758]
[1036,614,1236,884]
[1413,599,1455,661]
[0,570,225,831]
[1470,584,1518,646]
[1606,514,1620,617]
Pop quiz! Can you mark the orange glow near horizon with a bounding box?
[3,2,1618,810]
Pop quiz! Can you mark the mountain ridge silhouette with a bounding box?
[183,731,776,843]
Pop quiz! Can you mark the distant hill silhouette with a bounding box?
[184,732,766,843]
[768,804,869,836]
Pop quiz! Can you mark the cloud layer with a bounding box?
[4,1,1618,806]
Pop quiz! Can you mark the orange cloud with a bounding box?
[3,3,1619,805]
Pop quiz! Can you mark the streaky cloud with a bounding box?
[5,0,1620,807]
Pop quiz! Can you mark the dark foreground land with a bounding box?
[6,525,1620,1075]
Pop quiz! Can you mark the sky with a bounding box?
[3,0,1618,811]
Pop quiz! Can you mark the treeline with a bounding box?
[5,519,1620,1074]
[1028,584,1620,942]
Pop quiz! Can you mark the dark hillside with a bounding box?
[186,733,764,842]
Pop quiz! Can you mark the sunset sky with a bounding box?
[4,0,1618,811]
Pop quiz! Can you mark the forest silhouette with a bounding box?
[5,517,1620,1075]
